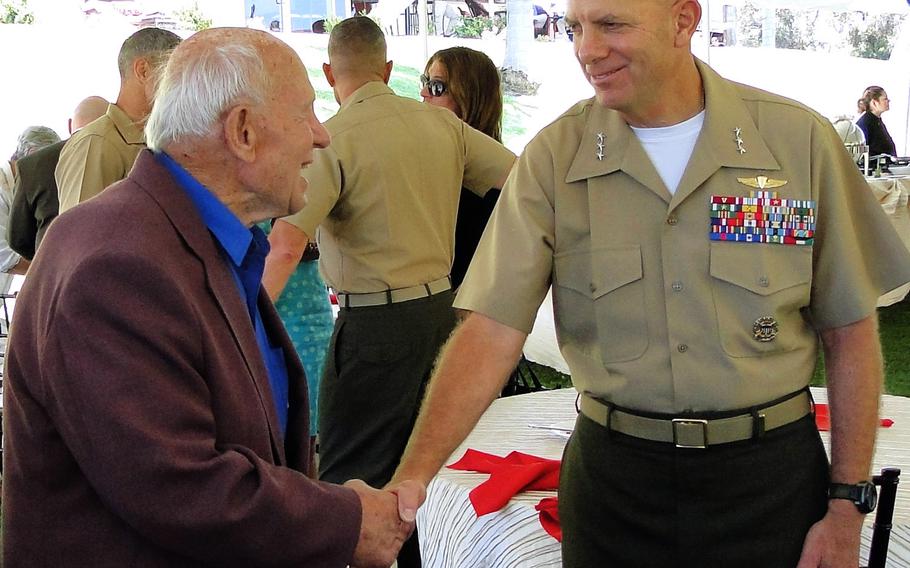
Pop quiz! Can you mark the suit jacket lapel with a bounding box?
[128,151,287,465]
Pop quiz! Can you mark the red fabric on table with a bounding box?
[535,497,562,541]
[814,403,893,431]
[448,449,560,516]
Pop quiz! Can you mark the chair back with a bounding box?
[865,467,901,568]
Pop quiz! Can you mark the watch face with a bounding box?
[858,482,878,514]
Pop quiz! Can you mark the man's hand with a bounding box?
[796,501,864,568]
[386,479,427,523]
[345,479,417,568]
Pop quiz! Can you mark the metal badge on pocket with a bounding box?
[752,316,779,342]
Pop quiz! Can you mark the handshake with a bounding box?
[345,478,427,568]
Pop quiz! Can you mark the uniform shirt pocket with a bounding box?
[710,242,812,357]
[553,245,648,363]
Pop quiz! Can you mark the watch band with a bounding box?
[828,481,877,514]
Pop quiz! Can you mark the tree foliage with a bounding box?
[1,0,34,24]
[736,1,905,59]
[847,14,904,60]
[176,2,212,31]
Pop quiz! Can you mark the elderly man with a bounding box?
[261,16,514,567]
[0,126,61,284]
[8,96,109,260]
[55,27,181,212]
[3,28,420,567]
[392,0,910,566]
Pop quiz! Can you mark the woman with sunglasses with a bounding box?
[420,47,504,288]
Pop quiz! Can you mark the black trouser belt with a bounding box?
[335,276,451,308]
[578,390,811,448]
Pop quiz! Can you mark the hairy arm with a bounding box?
[391,312,527,487]
[798,314,882,568]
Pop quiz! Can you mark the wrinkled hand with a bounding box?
[346,479,419,568]
[796,502,863,568]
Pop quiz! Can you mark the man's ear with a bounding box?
[323,63,336,87]
[223,105,257,163]
[383,60,393,84]
[133,57,152,84]
[673,0,701,47]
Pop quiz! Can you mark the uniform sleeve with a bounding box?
[281,145,343,238]
[56,134,126,213]
[460,120,516,197]
[0,188,22,272]
[7,172,37,260]
[809,117,910,329]
[455,134,554,333]
[35,250,362,566]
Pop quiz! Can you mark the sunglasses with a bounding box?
[420,74,447,97]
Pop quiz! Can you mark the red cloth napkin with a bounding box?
[535,497,561,541]
[448,449,560,516]
[814,403,893,431]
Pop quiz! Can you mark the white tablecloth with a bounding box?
[418,387,910,567]
[867,175,910,307]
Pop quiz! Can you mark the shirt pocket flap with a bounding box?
[554,245,643,300]
[710,243,811,296]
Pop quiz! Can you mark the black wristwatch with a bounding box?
[828,481,878,514]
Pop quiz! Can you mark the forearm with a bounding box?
[262,220,309,300]
[796,316,881,566]
[392,312,526,487]
[821,314,882,484]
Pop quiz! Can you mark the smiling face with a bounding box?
[249,49,330,219]
[565,0,700,126]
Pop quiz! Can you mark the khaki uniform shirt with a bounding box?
[457,60,910,413]
[284,82,515,293]
[56,104,145,213]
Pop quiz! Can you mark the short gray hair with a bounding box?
[11,126,61,161]
[118,27,182,80]
[145,43,270,151]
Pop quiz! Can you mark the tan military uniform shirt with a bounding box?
[457,60,910,413]
[56,104,145,213]
[284,82,515,293]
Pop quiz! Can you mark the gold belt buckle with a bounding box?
[672,418,709,449]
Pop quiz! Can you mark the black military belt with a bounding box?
[578,390,811,449]
[334,276,451,308]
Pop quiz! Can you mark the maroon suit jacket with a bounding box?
[2,151,361,566]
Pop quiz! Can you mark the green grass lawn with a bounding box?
[532,298,910,397]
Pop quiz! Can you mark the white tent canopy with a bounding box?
[751,0,909,14]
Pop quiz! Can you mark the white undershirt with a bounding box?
[630,110,705,195]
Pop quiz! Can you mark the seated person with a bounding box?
[856,86,896,170]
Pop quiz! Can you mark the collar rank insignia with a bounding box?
[733,127,746,154]
[595,132,605,161]
[753,316,779,342]
[709,189,816,246]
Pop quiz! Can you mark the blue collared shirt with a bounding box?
[157,152,289,435]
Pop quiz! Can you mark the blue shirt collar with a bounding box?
[156,151,252,266]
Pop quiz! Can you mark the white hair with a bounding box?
[145,43,270,151]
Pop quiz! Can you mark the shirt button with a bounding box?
[759,276,770,287]
[677,344,688,353]
[667,215,679,226]
[589,283,597,294]
[672,281,683,292]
